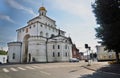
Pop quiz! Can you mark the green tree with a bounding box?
[92,0,120,63]
[0,50,7,55]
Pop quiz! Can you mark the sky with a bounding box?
[0,0,99,52]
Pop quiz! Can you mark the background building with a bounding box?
[96,45,116,61]
[72,44,80,59]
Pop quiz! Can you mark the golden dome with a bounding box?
[39,7,46,11]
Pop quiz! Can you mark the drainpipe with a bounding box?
[20,42,22,63]
[46,38,48,63]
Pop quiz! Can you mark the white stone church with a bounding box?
[7,6,73,63]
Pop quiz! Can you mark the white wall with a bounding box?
[28,36,46,62]
[8,42,22,63]
[17,15,65,42]
[0,55,7,63]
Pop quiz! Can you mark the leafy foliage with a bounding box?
[92,0,120,63]
[0,50,7,55]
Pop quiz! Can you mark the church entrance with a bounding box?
[23,34,30,63]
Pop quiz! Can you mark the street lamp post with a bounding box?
[88,47,91,66]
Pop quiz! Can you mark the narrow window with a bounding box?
[26,28,28,33]
[41,25,43,27]
[13,53,15,59]
[66,52,67,57]
[29,26,31,29]
[65,45,67,49]
[58,45,60,49]
[40,31,43,36]
[53,45,55,49]
[46,33,48,38]
[33,25,36,27]
[58,52,60,57]
[53,52,55,57]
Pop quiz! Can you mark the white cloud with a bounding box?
[6,0,36,16]
[48,0,95,21]
[0,14,15,23]
[46,0,97,51]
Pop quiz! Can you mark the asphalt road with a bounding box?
[0,62,120,78]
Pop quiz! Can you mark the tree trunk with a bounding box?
[115,52,119,63]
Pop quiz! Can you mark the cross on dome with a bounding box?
[38,0,47,16]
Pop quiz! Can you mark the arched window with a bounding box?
[40,31,43,36]
[13,53,15,59]
[46,33,48,38]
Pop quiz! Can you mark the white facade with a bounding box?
[8,6,73,63]
[0,55,7,63]
[8,42,22,63]
[96,45,116,61]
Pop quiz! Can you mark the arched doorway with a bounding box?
[23,34,30,63]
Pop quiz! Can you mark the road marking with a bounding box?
[40,71,51,75]
[26,66,35,69]
[10,68,18,71]
[3,68,9,73]
[32,66,41,68]
[18,67,26,70]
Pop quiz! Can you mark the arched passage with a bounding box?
[23,34,30,63]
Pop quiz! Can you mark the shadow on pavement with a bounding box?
[79,64,120,78]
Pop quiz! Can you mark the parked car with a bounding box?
[69,58,79,62]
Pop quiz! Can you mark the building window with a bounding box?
[46,33,48,38]
[58,45,60,49]
[65,45,67,49]
[41,25,43,27]
[13,53,15,59]
[33,25,36,27]
[58,52,60,57]
[26,28,28,33]
[53,45,55,49]
[65,52,67,57]
[51,34,54,37]
[40,31,43,36]
[29,26,31,29]
[53,52,55,57]
[41,12,43,15]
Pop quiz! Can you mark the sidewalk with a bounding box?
[82,61,120,75]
